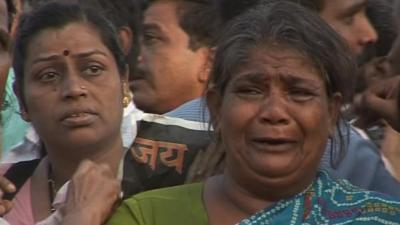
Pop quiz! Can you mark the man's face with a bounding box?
[320,0,378,57]
[132,0,210,114]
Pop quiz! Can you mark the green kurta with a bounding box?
[107,183,207,225]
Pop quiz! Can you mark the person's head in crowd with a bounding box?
[12,2,128,162]
[133,0,220,114]
[28,0,145,91]
[318,0,378,58]
[207,1,353,195]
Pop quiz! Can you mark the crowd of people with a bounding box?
[0,0,400,224]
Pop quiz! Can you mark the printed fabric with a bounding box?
[239,171,400,225]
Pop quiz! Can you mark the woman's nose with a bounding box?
[258,92,290,125]
[61,73,88,100]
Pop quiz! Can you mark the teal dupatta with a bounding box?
[239,171,400,225]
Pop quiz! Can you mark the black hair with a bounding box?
[148,0,221,50]
[13,2,126,106]
[209,1,355,168]
[84,0,144,67]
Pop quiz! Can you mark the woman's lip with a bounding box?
[60,108,97,120]
[252,137,297,143]
[250,138,298,152]
[60,112,98,127]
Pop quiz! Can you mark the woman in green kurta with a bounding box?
[107,2,400,225]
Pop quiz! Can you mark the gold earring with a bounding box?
[122,83,132,108]
[123,94,131,107]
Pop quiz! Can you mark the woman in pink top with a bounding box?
[0,2,131,224]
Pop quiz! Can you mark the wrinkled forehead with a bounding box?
[235,47,328,90]
[235,43,321,76]
[24,23,112,68]
[28,22,103,50]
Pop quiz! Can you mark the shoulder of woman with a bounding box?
[132,183,203,202]
[107,183,204,225]
[106,196,145,225]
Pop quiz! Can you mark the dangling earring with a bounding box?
[122,83,132,108]
[123,94,132,108]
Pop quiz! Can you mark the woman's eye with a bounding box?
[39,72,59,82]
[83,65,103,76]
[236,87,263,97]
[289,88,315,102]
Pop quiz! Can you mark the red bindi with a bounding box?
[63,49,70,56]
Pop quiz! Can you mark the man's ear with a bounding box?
[206,87,222,129]
[12,83,31,122]
[329,92,343,133]
[199,47,216,83]
[118,26,133,55]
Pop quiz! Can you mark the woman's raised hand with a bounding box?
[60,160,121,225]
